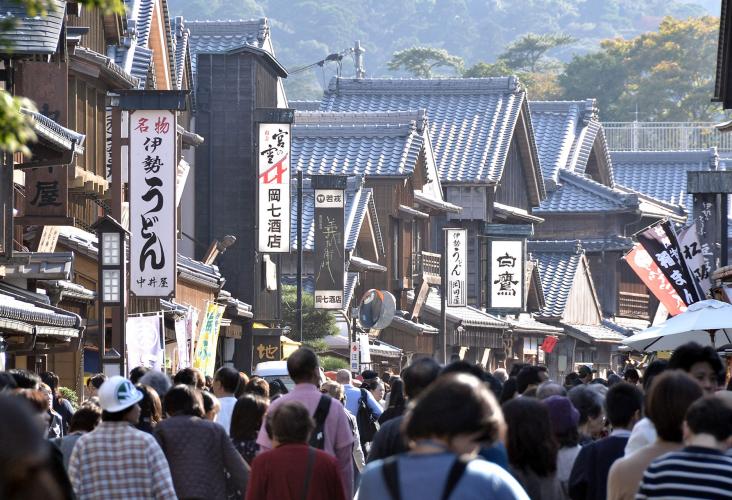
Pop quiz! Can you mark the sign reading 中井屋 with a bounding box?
[257,122,291,253]
[314,188,345,309]
[129,109,177,298]
[488,239,524,311]
[445,229,467,307]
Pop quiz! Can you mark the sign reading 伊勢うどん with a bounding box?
[446,229,467,307]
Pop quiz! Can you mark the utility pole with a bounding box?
[296,169,303,341]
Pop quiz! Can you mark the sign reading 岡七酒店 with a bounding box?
[488,239,524,311]
[257,122,291,253]
[446,229,467,307]
[129,109,177,298]
[314,189,345,309]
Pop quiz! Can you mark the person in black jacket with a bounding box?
[568,382,643,500]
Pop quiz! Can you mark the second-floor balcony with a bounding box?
[603,122,732,152]
[413,251,442,286]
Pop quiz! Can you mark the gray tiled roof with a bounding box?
[564,323,625,343]
[112,0,155,87]
[289,176,373,252]
[535,170,636,213]
[173,17,189,90]
[528,240,584,319]
[292,111,425,178]
[580,236,634,252]
[23,109,85,152]
[530,100,614,185]
[611,149,718,210]
[408,288,508,329]
[289,101,321,111]
[187,18,270,75]
[0,0,65,55]
[321,77,542,190]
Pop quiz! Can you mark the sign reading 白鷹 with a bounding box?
[488,239,524,311]
[129,109,177,298]
[446,229,467,307]
[257,122,291,253]
[314,189,345,309]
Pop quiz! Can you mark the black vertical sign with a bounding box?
[692,193,720,272]
[0,156,13,259]
[314,188,345,309]
[637,220,701,306]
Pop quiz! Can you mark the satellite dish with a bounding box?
[358,289,396,330]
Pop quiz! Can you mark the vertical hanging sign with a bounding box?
[445,229,468,307]
[129,109,177,298]
[488,239,524,311]
[257,122,291,253]
[624,243,687,316]
[314,188,345,309]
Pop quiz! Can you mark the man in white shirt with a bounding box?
[212,366,240,434]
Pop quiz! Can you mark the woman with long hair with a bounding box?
[378,377,405,424]
[503,397,563,500]
[135,384,163,433]
[229,394,269,465]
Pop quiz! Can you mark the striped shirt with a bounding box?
[636,446,732,499]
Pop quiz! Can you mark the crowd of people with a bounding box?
[1,340,732,499]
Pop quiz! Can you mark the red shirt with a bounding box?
[245,443,346,500]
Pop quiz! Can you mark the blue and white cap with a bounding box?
[98,376,143,413]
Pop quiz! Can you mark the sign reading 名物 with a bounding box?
[129,109,177,298]
[257,122,291,253]
[624,244,687,316]
[314,188,345,309]
[488,239,524,311]
[445,229,467,307]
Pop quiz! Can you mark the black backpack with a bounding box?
[382,455,470,500]
[356,388,379,444]
[308,394,332,449]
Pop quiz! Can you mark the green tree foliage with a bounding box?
[281,284,339,342]
[318,355,348,372]
[387,46,464,78]
[559,16,723,121]
[499,33,575,72]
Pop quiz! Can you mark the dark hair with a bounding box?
[646,371,703,442]
[15,389,47,414]
[642,360,668,391]
[516,366,543,394]
[201,391,217,413]
[564,372,582,389]
[685,396,732,441]
[623,368,640,383]
[129,366,150,385]
[231,394,269,441]
[174,368,205,389]
[607,374,623,387]
[135,385,162,428]
[386,378,406,411]
[39,371,59,391]
[668,343,724,378]
[70,404,102,432]
[401,357,441,400]
[9,370,41,390]
[214,367,241,394]
[102,405,137,422]
[244,377,270,399]
[568,385,603,425]
[441,361,484,380]
[234,372,251,398]
[403,373,503,444]
[268,379,289,400]
[503,397,558,476]
[537,382,567,400]
[286,348,319,383]
[556,427,580,448]
[138,371,172,398]
[605,382,643,428]
[0,373,17,391]
[500,378,518,404]
[163,384,205,417]
[509,363,527,377]
[266,401,314,444]
[88,373,107,390]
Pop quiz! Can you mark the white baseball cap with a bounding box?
[98,376,143,413]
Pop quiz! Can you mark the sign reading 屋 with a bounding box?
[257,123,291,253]
[129,109,177,298]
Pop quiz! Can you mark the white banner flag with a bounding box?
[126,315,164,372]
[174,316,189,369]
[678,223,712,297]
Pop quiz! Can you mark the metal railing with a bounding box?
[603,122,732,152]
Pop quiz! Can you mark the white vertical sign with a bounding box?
[446,229,467,307]
[350,341,359,373]
[678,223,712,297]
[257,122,291,253]
[129,109,177,297]
[489,240,524,310]
[126,315,164,371]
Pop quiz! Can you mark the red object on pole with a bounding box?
[540,336,558,354]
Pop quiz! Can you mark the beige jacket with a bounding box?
[606,440,682,500]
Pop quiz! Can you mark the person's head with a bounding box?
[568,384,605,438]
[493,368,508,384]
[500,378,518,404]
[503,397,558,476]
[642,360,668,392]
[401,357,441,400]
[386,377,406,410]
[244,376,269,399]
[369,380,385,402]
[542,395,580,447]
[231,394,269,442]
[135,384,163,428]
[403,373,504,456]
[138,371,171,399]
[361,369,378,383]
[69,403,102,433]
[669,342,724,395]
[509,363,527,377]
[86,373,106,398]
[564,372,582,389]
[607,374,623,387]
[234,372,250,398]
[201,391,220,421]
[623,368,640,385]
[605,382,643,430]
[98,376,143,425]
[38,383,53,411]
[646,370,703,443]
[129,366,150,385]
[320,380,345,403]
[537,382,567,400]
[213,366,241,397]
[163,384,205,418]
[9,369,41,390]
[0,372,18,392]
[683,396,732,450]
[335,369,352,385]
[39,372,59,394]
[173,367,205,389]
[265,400,314,447]
[578,365,594,383]
[268,379,288,400]
[516,366,544,394]
[286,347,320,385]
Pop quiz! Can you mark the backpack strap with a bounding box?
[360,388,368,405]
[300,447,316,500]
[381,456,401,500]
[441,455,470,500]
[313,394,331,426]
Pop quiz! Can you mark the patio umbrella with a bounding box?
[622,299,732,352]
